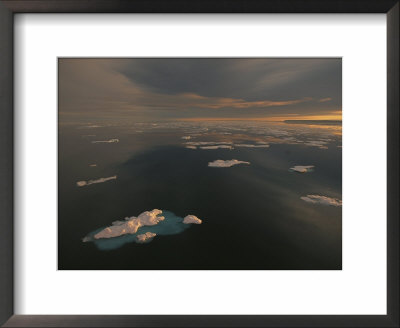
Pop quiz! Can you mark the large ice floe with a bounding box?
[289,165,314,173]
[83,209,202,250]
[300,195,342,206]
[208,159,250,168]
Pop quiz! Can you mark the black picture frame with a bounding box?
[0,1,398,327]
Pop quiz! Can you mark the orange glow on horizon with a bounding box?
[177,112,342,122]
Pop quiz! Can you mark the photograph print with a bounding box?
[58,58,342,270]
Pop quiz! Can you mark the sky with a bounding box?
[59,58,341,122]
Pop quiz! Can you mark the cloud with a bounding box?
[92,138,119,143]
[289,165,314,173]
[118,58,341,106]
[178,93,311,110]
[182,136,191,140]
[185,146,197,150]
[183,215,202,224]
[300,195,342,206]
[59,58,341,121]
[76,175,117,187]
[89,164,97,167]
[208,159,250,168]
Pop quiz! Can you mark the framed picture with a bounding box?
[0,0,398,327]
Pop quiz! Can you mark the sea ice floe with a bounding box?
[94,209,165,239]
[136,232,157,243]
[184,141,271,150]
[200,145,233,150]
[208,159,250,168]
[289,165,314,173]
[234,144,270,148]
[183,215,202,224]
[92,138,119,143]
[303,140,328,149]
[76,175,117,187]
[182,136,191,140]
[78,125,102,129]
[300,195,342,206]
[83,209,202,250]
[186,141,233,146]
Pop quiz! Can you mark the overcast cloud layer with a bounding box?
[59,58,341,121]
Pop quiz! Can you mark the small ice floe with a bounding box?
[79,125,102,129]
[182,136,191,140]
[234,144,270,148]
[186,141,233,146]
[269,129,291,137]
[200,145,233,150]
[184,141,235,150]
[89,164,97,167]
[76,175,117,187]
[300,195,342,207]
[92,138,119,143]
[208,159,250,168]
[136,232,157,243]
[289,165,314,173]
[304,140,328,149]
[183,215,202,224]
[281,137,301,145]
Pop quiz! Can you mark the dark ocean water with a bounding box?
[58,121,342,270]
